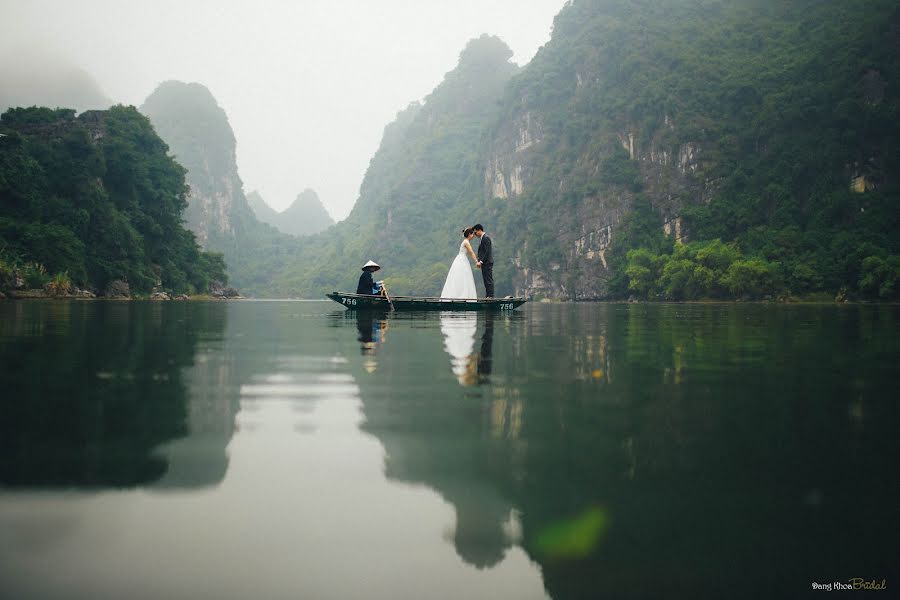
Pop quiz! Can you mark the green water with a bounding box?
[0,300,897,599]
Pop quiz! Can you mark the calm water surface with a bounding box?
[0,300,897,599]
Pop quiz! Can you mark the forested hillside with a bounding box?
[470,0,899,300]
[0,106,226,296]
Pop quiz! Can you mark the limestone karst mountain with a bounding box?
[246,190,281,229]
[141,81,295,293]
[247,189,334,237]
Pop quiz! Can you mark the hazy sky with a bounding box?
[1,0,566,220]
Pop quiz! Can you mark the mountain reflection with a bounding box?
[348,304,900,598]
[0,301,235,489]
[2,302,896,599]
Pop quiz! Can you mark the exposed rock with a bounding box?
[0,291,5,299]
[10,289,46,298]
[104,279,131,298]
[78,110,107,142]
[174,294,190,301]
[208,280,240,298]
[0,269,25,290]
[663,216,687,244]
[71,287,96,298]
[150,291,171,300]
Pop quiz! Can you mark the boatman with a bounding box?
[356,260,384,296]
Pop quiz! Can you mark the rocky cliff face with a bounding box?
[141,81,256,247]
[473,0,899,299]
[485,110,710,298]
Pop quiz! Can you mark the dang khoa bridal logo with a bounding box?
[811,579,887,592]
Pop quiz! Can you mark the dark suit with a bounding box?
[477,233,494,297]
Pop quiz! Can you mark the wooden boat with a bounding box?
[326,291,526,311]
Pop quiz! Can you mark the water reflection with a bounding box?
[440,313,478,385]
[477,312,494,383]
[0,301,232,489]
[1,301,897,599]
[438,312,497,386]
[355,311,390,373]
[352,303,900,598]
[1,301,550,600]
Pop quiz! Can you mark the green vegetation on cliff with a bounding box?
[484,0,899,299]
[0,106,226,294]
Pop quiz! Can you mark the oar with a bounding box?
[381,281,396,312]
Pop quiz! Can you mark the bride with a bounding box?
[440,227,479,299]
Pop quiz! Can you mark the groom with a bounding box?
[474,224,494,298]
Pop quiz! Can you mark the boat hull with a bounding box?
[326,292,526,311]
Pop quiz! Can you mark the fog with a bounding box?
[1,0,565,220]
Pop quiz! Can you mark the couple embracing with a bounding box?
[440,224,494,299]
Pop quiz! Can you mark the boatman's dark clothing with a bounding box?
[357,270,375,295]
[477,234,494,298]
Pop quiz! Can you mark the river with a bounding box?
[0,300,897,599]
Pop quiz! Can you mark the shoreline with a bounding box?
[1,290,243,301]
[2,292,895,305]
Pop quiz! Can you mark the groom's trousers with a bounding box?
[481,263,494,297]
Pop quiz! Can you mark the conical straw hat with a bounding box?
[362,260,381,271]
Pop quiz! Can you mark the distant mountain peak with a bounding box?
[247,188,334,237]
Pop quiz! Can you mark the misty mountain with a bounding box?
[140,80,300,295]
[247,189,334,237]
[0,52,111,114]
[246,190,281,227]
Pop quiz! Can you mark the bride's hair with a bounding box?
[461,226,475,238]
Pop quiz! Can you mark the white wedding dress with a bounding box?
[440,241,477,299]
